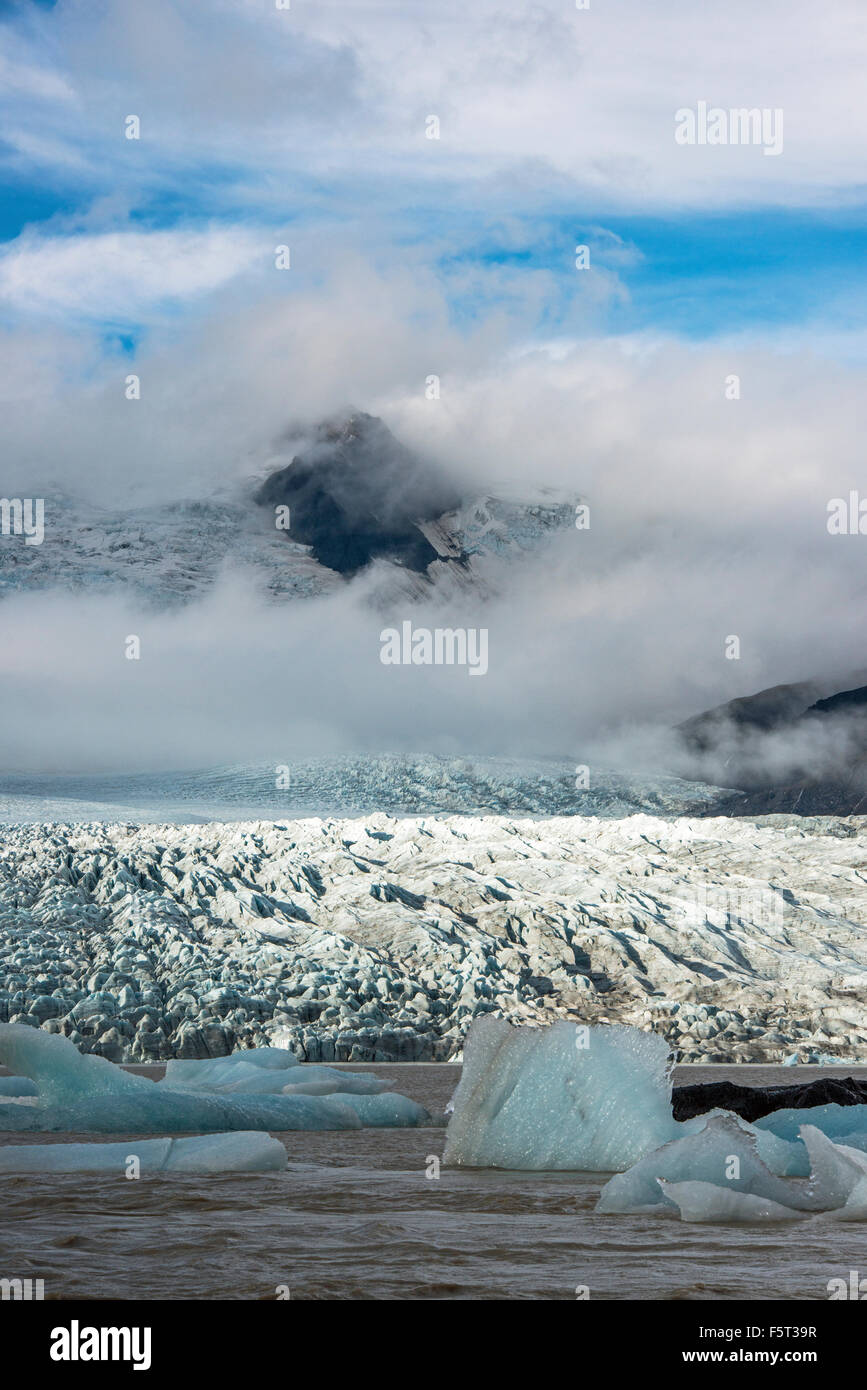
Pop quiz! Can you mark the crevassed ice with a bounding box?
[0,1024,429,1134]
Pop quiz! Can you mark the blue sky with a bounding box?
[1,0,866,352]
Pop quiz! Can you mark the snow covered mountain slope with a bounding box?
[0,755,727,824]
[0,494,342,606]
[0,414,578,608]
[1,813,865,1064]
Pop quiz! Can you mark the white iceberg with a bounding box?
[0,1025,429,1134]
[162,1054,389,1097]
[599,1116,867,1221]
[0,1131,286,1173]
[443,1017,681,1170]
[659,1180,806,1223]
[596,1113,815,1214]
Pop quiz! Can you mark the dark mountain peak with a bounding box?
[676,669,867,816]
[676,679,826,752]
[254,411,463,577]
[808,684,867,717]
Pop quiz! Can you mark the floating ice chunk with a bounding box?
[0,1022,147,1104]
[332,1092,430,1127]
[0,1025,425,1134]
[597,1114,818,1214]
[162,1047,300,1089]
[0,1131,286,1173]
[600,1119,867,1222]
[800,1125,867,1210]
[756,1103,867,1144]
[0,1137,172,1172]
[161,1060,293,1095]
[659,1180,804,1223]
[0,1076,38,1097]
[161,1057,388,1097]
[162,1133,286,1172]
[278,1065,389,1096]
[444,1017,680,1170]
[0,1085,364,1135]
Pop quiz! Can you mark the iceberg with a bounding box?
[755,1102,867,1144]
[0,1131,286,1173]
[598,1117,867,1221]
[161,1055,389,1096]
[0,1025,429,1134]
[659,1180,806,1223]
[162,1047,301,1086]
[596,1113,816,1214]
[443,1017,681,1170]
[442,1018,867,1224]
[330,1091,430,1127]
[0,1076,38,1097]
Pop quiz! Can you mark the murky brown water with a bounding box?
[3,1064,867,1300]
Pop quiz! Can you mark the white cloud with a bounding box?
[0,251,865,770]
[0,227,266,319]
[3,0,867,211]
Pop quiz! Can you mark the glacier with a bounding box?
[1,811,866,1065]
[0,1024,429,1134]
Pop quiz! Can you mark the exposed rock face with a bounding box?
[677,679,831,750]
[672,1075,867,1124]
[2,812,867,1064]
[0,415,579,608]
[254,412,464,577]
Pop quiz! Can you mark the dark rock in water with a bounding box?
[672,1076,867,1123]
[254,412,463,577]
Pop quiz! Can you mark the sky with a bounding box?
[2,0,867,347]
[2,0,867,773]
